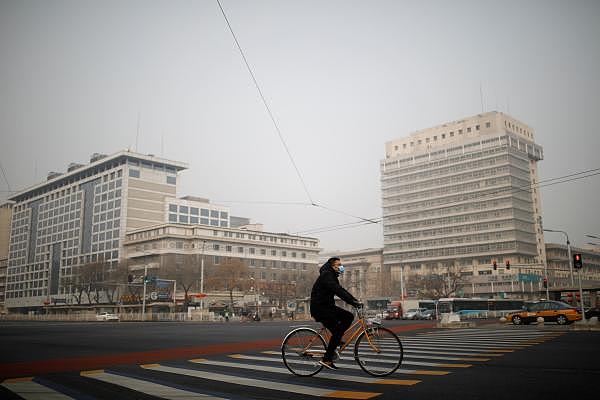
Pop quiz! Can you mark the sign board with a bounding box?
[518,273,541,283]
[155,279,173,300]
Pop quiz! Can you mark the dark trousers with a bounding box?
[312,306,354,361]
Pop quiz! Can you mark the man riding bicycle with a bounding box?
[310,257,362,370]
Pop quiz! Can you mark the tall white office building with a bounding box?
[381,112,546,286]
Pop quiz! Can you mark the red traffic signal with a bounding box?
[573,254,583,269]
[505,260,510,270]
[543,277,548,288]
[492,261,497,270]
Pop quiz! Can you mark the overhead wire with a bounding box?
[215,0,315,206]
[294,167,600,236]
[215,0,378,225]
[0,162,12,192]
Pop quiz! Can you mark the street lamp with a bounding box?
[544,229,574,287]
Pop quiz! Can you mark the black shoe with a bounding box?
[319,359,339,370]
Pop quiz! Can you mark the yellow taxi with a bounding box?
[506,300,582,325]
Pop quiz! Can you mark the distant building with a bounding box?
[123,224,321,305]
[5,150,187,311]
[545,243,600,287]
[319,248,388,300]
[381,111,546,292]
[0,201,13,310]
[4,150,320,312]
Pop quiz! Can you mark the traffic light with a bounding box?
[543,277,547,288]
[573,254,583,269]
[127,274,133,283]
[493,261,497,270]
[505,260,510,270]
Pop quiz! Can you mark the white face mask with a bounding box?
[338,265,345,273]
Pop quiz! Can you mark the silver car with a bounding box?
[96,312,120,322]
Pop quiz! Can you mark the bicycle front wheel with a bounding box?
[354,326,403,377]
[281,327,326,376]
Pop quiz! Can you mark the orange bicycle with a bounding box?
[281,307,403,377]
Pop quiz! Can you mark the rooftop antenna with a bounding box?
[135,111,141,153]
[161,131,164,157]
[479,82,484,113]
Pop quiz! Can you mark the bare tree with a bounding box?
[205,257,249,310]
[161,254,202,310]
[408,267,465,299]
[100,261,129,305]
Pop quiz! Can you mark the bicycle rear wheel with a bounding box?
[281,327,326,376]
[354,326,403,377]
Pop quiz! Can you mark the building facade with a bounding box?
[545,243,600,287]
[0,202,13,311]
[321,248,387,300]
[5,151,187,311]
[381,112,546,291]
[123,223,321,302]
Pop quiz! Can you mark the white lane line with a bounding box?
[139,364,381,399]
[408,335,546,342]
[249,353,451,375]
[398,339,527,347]
[354,348,489,361]
[1,378,74,400]
[403,349,503,357]
[403,344,515,352]
[337,355,471,368]
[423,331,547,337]
[80,370,227,400]
[189,358,420,386]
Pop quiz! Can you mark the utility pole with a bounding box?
[544,229,574,286]
[200,240,206,311]
[141,264,148,321]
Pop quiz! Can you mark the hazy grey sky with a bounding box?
[1,0,599,252]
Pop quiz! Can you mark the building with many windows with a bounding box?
[320,248,388,301]
[4,150,321,312]
[165,196,230,228]
[381,111,546,290]
[0,201,13,311]
[4,151,187,311]
[123,223,321,303]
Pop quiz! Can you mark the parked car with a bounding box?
[420,309,436,320]
[506,301,581,325]
[96,312,119,322]
[404,308,427,320]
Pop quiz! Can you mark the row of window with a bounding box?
[128,168,176,184]
[386,241,538,261]
[168,213,228,227]
[393,122,492,151]
[169,204,227,219]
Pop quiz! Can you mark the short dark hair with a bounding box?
[327,257,340,265]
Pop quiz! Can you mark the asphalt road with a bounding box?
[0,320,598,399]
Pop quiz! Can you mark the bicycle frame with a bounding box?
[317,309,381,355]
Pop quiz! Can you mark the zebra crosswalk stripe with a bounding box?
[252,353,451,375]
[2,377,74,400]
[80,369,227,399]
[189,358,420,386]
[140,363,381,399]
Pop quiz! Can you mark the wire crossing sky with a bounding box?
[0,0,598,251]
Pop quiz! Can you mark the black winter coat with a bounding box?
[310,263,359,314]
